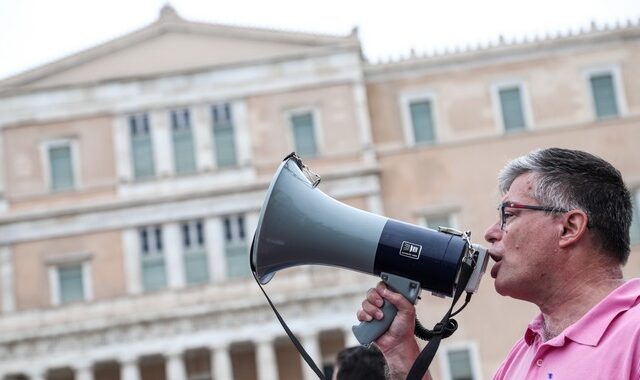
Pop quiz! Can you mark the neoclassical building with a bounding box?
[0,6,638,380]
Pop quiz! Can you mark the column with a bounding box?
[164,222,185,289]
[343,327,361,348]
[0,130,7,213]
[112,115,134,183]
[232,100,252,167]
[300,332,323,380]
[352,81,376,164]
[210,343,233,380]
[75,362,94,380]
[366,194,385,216]
[30,368,47,380]
[0,246,15,313]
[205,217,227,283]
[255,337,278,380]
[120,356,141,380]
[165,350,187,380]
[245,212,260,245]
[122,229,142,295]
[150,109,173,177]
[192,104,215,172]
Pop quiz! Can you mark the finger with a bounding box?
[361,299,384,320]
[356,308,373,322]
[366,287,385,307]
[380,286,415,316]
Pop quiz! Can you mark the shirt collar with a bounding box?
[523,278,640,347]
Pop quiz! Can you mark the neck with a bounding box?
[537,262,623,341]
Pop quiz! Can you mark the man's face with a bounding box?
[483,173,563,302]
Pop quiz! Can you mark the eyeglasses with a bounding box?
[498,201,568,230]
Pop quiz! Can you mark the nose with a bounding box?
[484,220,502,244]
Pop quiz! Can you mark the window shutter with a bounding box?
[590,74,619,119]
[409,101,436,143]
[499,87,526,131]
[448,348,474,380]
[58,265,84,304]
[212,104,237,167]
[171,116,196,174]
[49,145,75,190]
[130,115,155,179]
[291,113,318,157]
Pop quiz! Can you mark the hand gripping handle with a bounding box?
[352,273,421,346]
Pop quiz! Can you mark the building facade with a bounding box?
[0,6,639,380]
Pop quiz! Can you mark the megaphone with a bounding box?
[251,153,489,346]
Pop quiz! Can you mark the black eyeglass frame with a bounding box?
[499,201,568,230]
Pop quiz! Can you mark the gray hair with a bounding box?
[499,148,632,264]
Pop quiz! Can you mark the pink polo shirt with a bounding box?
[494,278,640,380]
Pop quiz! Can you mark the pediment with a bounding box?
[1,9,357,92]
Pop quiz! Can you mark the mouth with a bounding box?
[488,250,502,279]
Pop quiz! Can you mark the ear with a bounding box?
[558,210,589,248]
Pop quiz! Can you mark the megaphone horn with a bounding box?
[251,153,488,346]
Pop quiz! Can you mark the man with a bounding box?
[332,345,388,380]
[358,148,640,379]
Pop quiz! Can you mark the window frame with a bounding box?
[420,212,459,231]
[584,65,627,120]
[170,107,197,175]
[286,106,323,158]
[48,258,93,306]
[40,138,81,192]
[129,112,156,180]
[490,79,534,133]
[139,225,168,291]
[399,90,439,146]
[211,102,239,168]
[438,341,483,380]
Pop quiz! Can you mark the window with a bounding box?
[409,100,436,144]
[631,190,640,246]
[212,103,237,167]
[171,108,196,174]
[223,215,249,279]
[290,111,318,157]
[440,344,481,380]
[447,348,475,380]
[48,259,92,306]
[590,72,620,119]
[424,213,454,231]
[47,142,76,191]
[57,264,85,304]
[139,226,167,291]
[181,220,209,284]
[498,86,527,131]
[130,113,155,179]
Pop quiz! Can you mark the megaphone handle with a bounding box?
[352,272,421,346]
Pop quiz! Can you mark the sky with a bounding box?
[1,0,639,81]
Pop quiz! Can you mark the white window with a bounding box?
[586,66,626,120]
[491,80,533,133]
[181,219,209,284]
[400,91,438,145]
[289,109,320,158]
[171,108,196,174]
[439,343,482,380]
[224,215,250,279]
[41,139,80,192]
[130,113,155,179]
[139,225,167,291]
[212,103,238,167]
[48,260,92,306]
